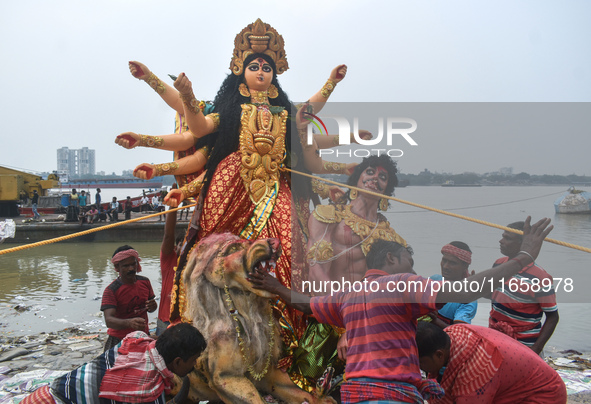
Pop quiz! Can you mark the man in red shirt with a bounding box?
[416,322,566,403]
[101,245,157,351]
[489,221,559,354]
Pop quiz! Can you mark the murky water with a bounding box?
[1,186,590,351]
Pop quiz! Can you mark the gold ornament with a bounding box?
[323,161,346,174]
[267,84,279,99]
[379,198,389,211]
[239,83,250,97]
[207,113,220,132]
[230,18,289,76]
[180,178,204,199]
[337,205,406,255]
[320,79,336,98]
[180,90,202,115]
[154,162,179,177]
[311,179,330,199]
[307,239,334,265]
[139,134,164,148]
[146,72,165,94]
[250,90,270,105]
[239,104,287,206]
[350,189,358,200]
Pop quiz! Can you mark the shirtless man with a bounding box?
[307,154,406,285]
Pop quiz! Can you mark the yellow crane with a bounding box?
[0,166,59,216]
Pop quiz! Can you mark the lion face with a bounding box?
[190,233,281,298]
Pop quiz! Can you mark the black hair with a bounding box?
[416,321,450,358]
[112,245,134,258]
[448,241,471,253]
[346,155,398,201]
[365,240,411,269]
[506,221,524,240]
[175,233,185,245]
[155,323,207,364]
[195,53,306,197]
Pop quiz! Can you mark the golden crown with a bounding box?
[230,18,289,76]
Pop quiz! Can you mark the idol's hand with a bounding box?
[129,61,150,80]
[328,186,346,203]
[173,72,193,96]
[295,102,312,130]
[330,64,347,84]
[351,130,372,144]
[344,163,357,176]
[164,189,185,208]
[115,132,140,149]
[133,163,155,180]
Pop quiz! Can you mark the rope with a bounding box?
[286,168,591,254]
[0,204,196,256]
[2,171,589,255]
[392,190,566,213]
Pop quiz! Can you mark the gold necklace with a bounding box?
[337,205,405,255]
[222,282,275,381]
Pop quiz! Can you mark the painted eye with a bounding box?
[248,64,259,71]
[262,65,272,73]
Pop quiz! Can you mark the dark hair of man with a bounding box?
[346,155,398,200]
[194,52,305,198]
[112,245,134,258]
[416,321,450,358]
[175,234,185,245]
[448,241,471,253]
[366,240,410,269]
[506,221,525,241]
[156,323,207,364]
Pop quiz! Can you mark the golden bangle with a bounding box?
[206,113,220,132]
[320,79,336,98]
[181,178,204,199]
[323,160,346,174]
[154,162,179,177]
[180,90,203,115]
[311,179,330,199]
[146,73,165,94]
[139,134,164,148]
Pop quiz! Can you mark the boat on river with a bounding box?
[554,187,591,214]
[441,180,482,187]
[58,177,163,189]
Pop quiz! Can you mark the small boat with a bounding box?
[58,177,163,189]
[554,187,591,214]
[441,180,482,187]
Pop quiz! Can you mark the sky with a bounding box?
[1,1,590,177]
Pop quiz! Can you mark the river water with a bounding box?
[1,186,590,351]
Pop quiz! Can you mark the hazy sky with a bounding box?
[1,1,590,176]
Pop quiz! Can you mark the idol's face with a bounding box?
[357,166,388,197]
[244,58,273,92]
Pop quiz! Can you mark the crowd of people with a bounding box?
[49,188,176,224]
[21,18,569,404]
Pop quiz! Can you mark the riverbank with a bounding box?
[0,325,590,403]
[1,210,192,244]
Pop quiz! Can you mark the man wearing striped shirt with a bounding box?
[250,217,553,404]
[489,221,559,355]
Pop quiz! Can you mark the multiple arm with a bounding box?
[133,148,209,180]
[129,61,184,115]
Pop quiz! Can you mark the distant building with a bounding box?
[57,147,96,177]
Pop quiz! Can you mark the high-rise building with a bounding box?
[57,147,96,176]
